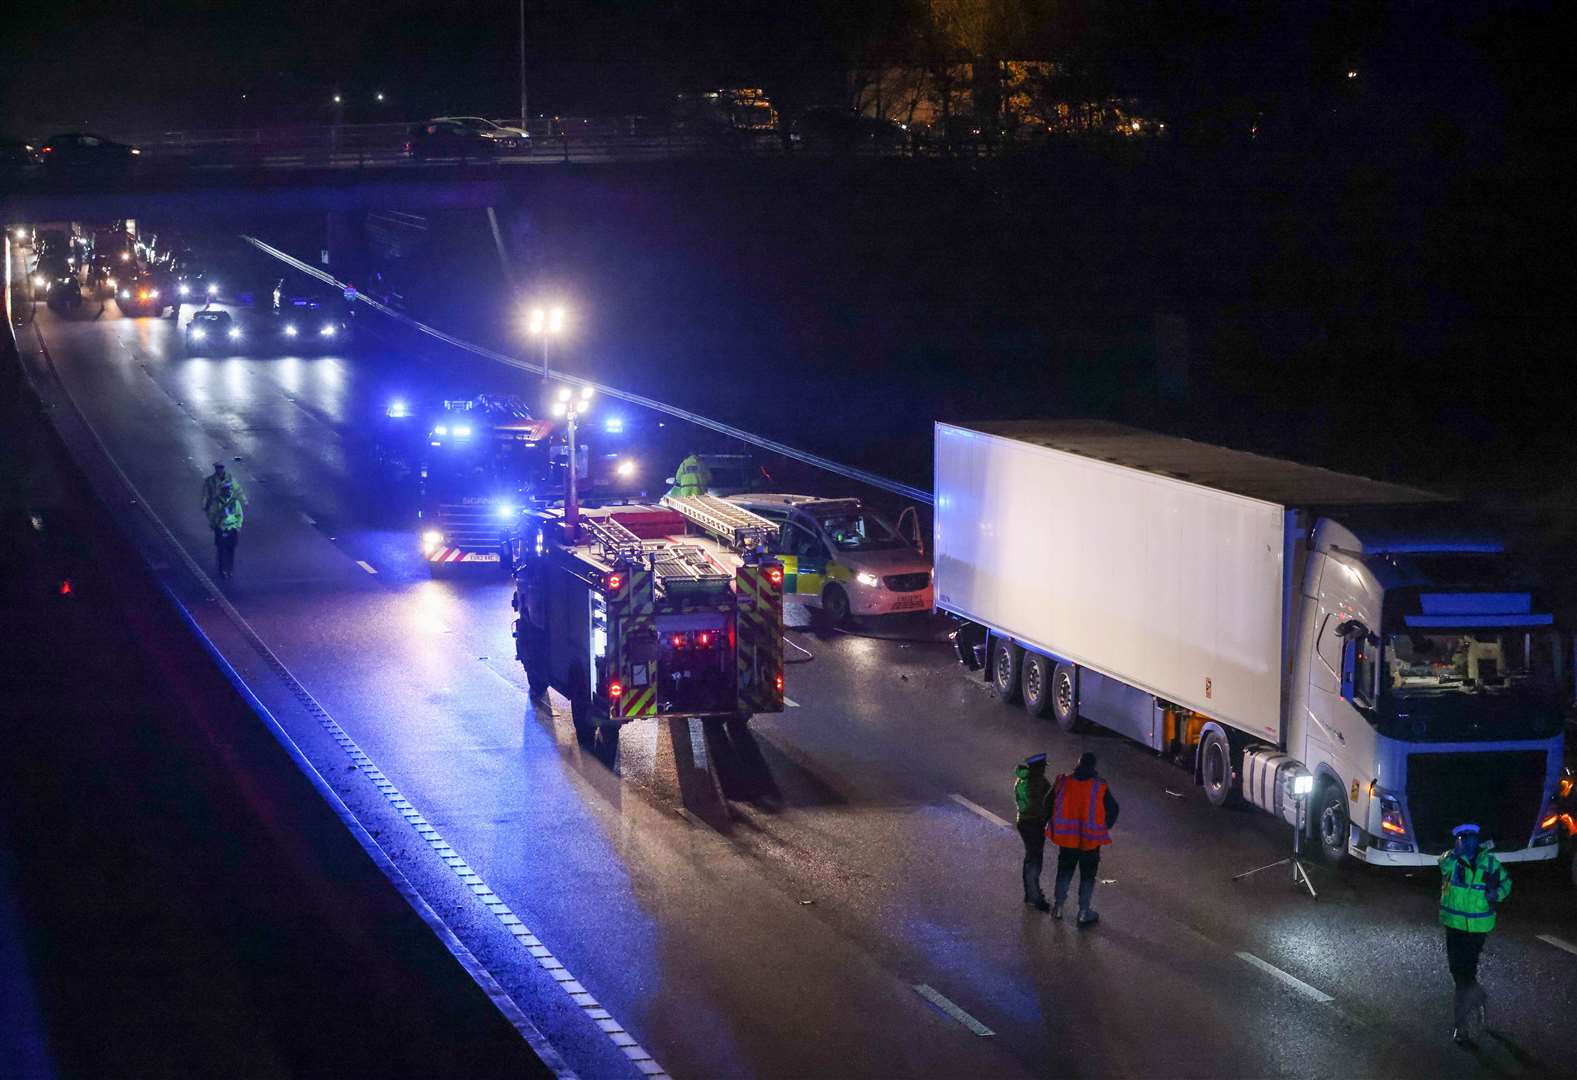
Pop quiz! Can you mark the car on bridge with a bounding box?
[39,132,141,175]
[405,118,522,161]
[184,310,241,354]
[116,271,172,317]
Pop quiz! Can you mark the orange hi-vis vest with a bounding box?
[1047,775,1111,850]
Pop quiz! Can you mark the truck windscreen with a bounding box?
[1375,628,1565,741]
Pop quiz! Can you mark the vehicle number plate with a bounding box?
[462,552,501,563]
[891,594,927,611]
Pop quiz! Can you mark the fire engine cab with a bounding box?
[512,494,787,742]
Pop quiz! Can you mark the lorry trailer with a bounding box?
[936,420,1566,866]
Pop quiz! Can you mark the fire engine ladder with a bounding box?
[660,494,777,552]
[650,544,732,590]
[580,515,648,564]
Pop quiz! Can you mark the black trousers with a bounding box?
[213,527,239,575]
[1018,821,1046,903]
[1445,927,1487,988]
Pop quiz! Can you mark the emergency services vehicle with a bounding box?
[512,494,786,741]
[725,494,933,623]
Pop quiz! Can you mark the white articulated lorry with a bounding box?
[936,420,1567,866]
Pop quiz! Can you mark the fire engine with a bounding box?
[512,493,786,741]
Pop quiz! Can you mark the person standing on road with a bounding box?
[206,481,245,579]
[1048,751,1119,926]
[1439,822,1510,1046]
[1013,753,1053,912]
[202,462,247,516]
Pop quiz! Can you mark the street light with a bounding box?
[524,302,568,380]
[549,384,593,536]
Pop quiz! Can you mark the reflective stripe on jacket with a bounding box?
[1438,848,1510,933]
[1047,775,1111,849]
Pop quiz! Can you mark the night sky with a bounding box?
[3,1,1568,156]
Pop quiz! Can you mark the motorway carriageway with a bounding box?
[15,271,1577,1079]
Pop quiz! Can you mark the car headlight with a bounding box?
[856,571,881,588]
[495,503,516,519]
[178,283,190,296]
[150,289,160,299]
[453,425,472,437]
[206,283,218,295]
[191,328,207,341]
[227,327,241,340]
[32,275,44,288]
[283,324,298,337]
[319,324,336,337]
[119,289,130,299]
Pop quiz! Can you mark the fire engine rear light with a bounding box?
[766,567,783,585]
[775,673,784,693]
[608,681,624,698]
[606,573,623,592]
[671,633,688,649]
[696,632,712,647]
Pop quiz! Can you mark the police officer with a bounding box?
[206,481,245,579]
[202,462,247,516]
[1439,822,1510,1046]
[1048,751,1119,925]
[1013,753,1053,912]
[667,453,712,498]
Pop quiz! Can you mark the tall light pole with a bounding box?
[551,385,594,537]
[524,302,567,381]
[519,0,528,131]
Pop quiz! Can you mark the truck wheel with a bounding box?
[1051,662,1083,732]
[725,714,751,733]
[1021,654,1053,718]
[569,693,595,744]
[822,584,852,627]
[1200,728,1235,807]
[1315,780,1350,864]
[991,639,1022,703]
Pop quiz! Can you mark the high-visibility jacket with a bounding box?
[203,472,247,513]
[1012,764,1052,826]
[1438,847,1510,933]
[207,494,244,532]
[1048,775,1111,850]
[667,454,712,498]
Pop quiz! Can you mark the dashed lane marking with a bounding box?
[949,793,1012,830]
[355,560,378,574]
[299,511,317,526]
[1537,934,1577,958]
[28,324,662,1080]
[783,696,800,708]
[1235,951,1334,1004]
[913,984,995,1036]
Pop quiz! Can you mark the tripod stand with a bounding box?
[1233,794,1318,900]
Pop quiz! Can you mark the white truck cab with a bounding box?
[727,494,933,622]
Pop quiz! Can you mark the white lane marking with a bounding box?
[783,696,800,708]
[299,511,316,525]
[355,560,378,574]
[1235,951,1334,1004]
[913,984,995,1036]
[949,793,1012,830]
[1537,934,1577,958]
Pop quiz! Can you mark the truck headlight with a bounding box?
[615,459,636,478]
[284,323,298,337]
[422,529,443,553]
[856,571,881,588]
[1378,793,1408,837]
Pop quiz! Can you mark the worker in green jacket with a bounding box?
[1439,822,1510,1046]
[202,461,247,517]
[667,454,712,498]
[206,480,245,579]
[1013,752,1053,912]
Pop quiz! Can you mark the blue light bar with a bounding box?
[1371,542,1504,554]
[1403,613,1553,628]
